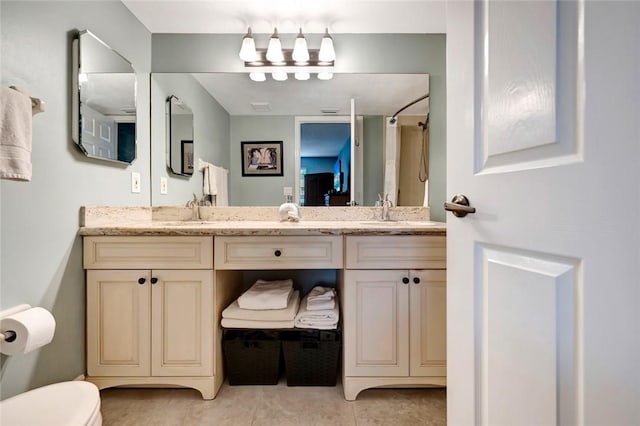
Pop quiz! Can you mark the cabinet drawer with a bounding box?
[215,236,342,270]
[346,236,446,269]
[84,236,213,269]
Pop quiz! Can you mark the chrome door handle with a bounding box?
[444,194,476,217]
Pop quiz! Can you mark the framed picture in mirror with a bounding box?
[241,141,283,176]
[181,140,194,174]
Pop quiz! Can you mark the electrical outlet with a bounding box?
[160,177,168,194]
[131,172,141,193]
[283,187,293,196]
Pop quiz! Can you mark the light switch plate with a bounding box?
[131,172,141,193]
[160,177,168,194]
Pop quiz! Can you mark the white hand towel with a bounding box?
[221,318,294,329]
[212,165,228,206]
[223,291,300,321]
[307,298,335,311]
[307,286,336,301]
[198,158,215,196]
[0,86,33,181]
[294,293,339,330]
[237,279,294,310]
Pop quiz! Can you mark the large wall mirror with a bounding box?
[72,30,137,164]
[150,73,429,207]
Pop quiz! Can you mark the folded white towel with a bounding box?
[0,86,33,181]
[223,291,300,321]
[307,286,336,301]
[237,279,294,310]
[221,318,294,329]
[307,298,335,311]
[294,293,339,330]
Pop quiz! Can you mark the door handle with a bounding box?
[444,194,476,217]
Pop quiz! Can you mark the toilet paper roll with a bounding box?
[0,307,56,355]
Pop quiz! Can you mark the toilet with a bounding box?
[0,381,102,425]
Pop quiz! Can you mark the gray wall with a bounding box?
[152,33,446,220]
[0,1,151,399]
[230,116,294,206]
[363,116,385,206]
[151,74,230,205]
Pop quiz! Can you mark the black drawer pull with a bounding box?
[138,277,146,285]
[150,277,158,284]
[274,249,282,257]
[413,277,421,284]
[402,277,409,285]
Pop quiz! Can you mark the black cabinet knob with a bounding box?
[138,277,146,285]
[402,277,410,284]
[274,249,282,257]
[150,277,158,284]
[413,277,421,284]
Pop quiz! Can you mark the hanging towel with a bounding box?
[237,279,294,310]
[0,86,33,181]
[198,158,229,206]
[223,291,300,321]
[294,293,339,330]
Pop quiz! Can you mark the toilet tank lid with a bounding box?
[0,381,100,425]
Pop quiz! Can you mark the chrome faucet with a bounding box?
[278,195,301,222]
[380,193,393,221]
[186,193,200,221]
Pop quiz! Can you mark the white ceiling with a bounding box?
[121,0,447,34]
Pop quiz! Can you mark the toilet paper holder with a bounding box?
[0,304,31,343]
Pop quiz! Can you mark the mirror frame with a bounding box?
[166,95,195,176]
[71,30,137,165]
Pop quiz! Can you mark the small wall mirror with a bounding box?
[71,30,137,164]
[166,95,194,176]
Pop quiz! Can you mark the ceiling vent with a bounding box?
[250,102,271,112]
[321,107,340,114]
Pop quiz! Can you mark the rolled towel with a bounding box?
[307,298,335,311]
[294,293,339,330]
[223,291,300,321]
[237,279,293,310]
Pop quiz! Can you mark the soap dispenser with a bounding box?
[278,195,301,222]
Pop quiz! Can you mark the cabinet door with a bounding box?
[151,270,213,376]
[409,270,447,377]
[87,270,151,377]
[344,270,409,376]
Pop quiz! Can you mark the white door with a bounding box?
[447,1,639,425]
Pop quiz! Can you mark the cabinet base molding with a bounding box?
[86,375,221,400]
[342,376,447,401]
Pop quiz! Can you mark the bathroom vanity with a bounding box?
[80,206,446,400]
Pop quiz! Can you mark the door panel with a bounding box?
[344,270,409,376]
[448,1,639,425]
[151,270,213,376]
[409,270,446,377]
[87,270,150,377]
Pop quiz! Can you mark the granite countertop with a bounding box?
[79,206,446,237]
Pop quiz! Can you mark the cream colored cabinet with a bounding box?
[84,236,220,399]
[342,236,446,400]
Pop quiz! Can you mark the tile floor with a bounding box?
[100,381,446,425]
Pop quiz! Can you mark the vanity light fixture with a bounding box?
[239,27,258,62]
[266,28,285,63]
[319,28,336,62]
[240,27,335,82]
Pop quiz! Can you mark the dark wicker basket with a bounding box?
[281,329,341,386]
[222,329,281,385]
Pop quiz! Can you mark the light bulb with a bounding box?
[294,72,310,81]
[292,28,310,64]
[319,28,336,62]
[249,72,266,82]
[317,72,333,80]
[266,28,284,63]
[239,27,258,62]
[272,71,288,81]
